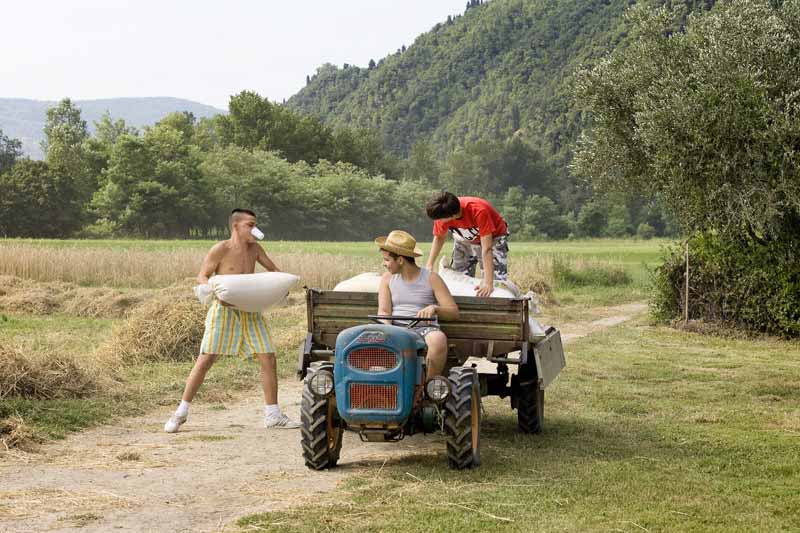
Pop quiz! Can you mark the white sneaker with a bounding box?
[164,413,187,433]
[264,413,301,429]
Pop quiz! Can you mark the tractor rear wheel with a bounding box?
[301,364,343,470]
[516,363,544,434]
[444,366,481,469]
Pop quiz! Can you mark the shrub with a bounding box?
[650,233,800,336]
[637,223,656,240]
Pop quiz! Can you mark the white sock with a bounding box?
[176,400,190,417]
[264,404,280,419]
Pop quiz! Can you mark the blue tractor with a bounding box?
[301,315,481,470]
[298,289,565,471]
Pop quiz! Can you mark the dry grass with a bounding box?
[0,344,103,400]
[0,487,140,519]
[0,276,151,318]
[0,244,376,289]
[0,243,613,311]
[97,285,206,364]
[0,415,40,451]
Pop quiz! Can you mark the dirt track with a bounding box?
[0,302,646,532]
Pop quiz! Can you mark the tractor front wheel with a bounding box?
[300,364,343,470]
[444,366,481,469]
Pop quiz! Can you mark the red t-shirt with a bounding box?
[433,197,508,244]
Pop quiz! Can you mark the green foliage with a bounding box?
[605,202,632,237]
[289,0,634,162]
[576,200,607,238]
[637,222,656,240]
[575,0,800,241]
[199,146,433,240]
[42,99,93,205]
[498,186,571,239]
[403,139,441,185]
[578,0,800,334]
[92,123,210,237]
[651,232,800,336]
[0,160,83,237]
[215,90,397,177]
[0,128,23,175]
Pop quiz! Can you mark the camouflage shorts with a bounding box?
[449,235,509,280]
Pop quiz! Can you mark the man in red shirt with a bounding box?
[425,191,509,297]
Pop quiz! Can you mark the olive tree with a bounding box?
[573,0,800,240]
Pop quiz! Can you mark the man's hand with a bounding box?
[475,281,493,298]
[416,305,438,318]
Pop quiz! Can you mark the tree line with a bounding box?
[0,90,674,240]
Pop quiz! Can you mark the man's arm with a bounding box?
[197,244,225,284]
[256,246,280,272]
[426,234,448,271]
[377,272,393,324]
[476,233,495,297]
[418,272,459,320]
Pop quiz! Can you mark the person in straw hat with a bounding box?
[375,230,459,379]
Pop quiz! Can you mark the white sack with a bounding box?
[437,256,521,298]
[333,272,382,292]
[209,271,299,312]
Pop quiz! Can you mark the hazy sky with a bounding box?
[2,0,467,110]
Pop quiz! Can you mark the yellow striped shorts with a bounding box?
[199,300,276,357]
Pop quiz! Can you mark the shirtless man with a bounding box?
[164,208,300,433]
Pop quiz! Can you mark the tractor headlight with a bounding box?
[425,376,450,402]
[308,371,334,397]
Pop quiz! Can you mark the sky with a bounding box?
[2,0,467,110]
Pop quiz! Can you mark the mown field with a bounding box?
[2,237,797,531]
[0,238,659,445]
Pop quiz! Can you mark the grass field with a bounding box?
[0,237,661,446]
[5,237,798,530]
[239,320,800,532]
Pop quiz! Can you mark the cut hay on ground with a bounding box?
[0,276,151,318]
[0,344,100,400]
[100,292,206,364]
[0,414,40,451]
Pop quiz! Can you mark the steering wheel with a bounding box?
[367,315,437,329]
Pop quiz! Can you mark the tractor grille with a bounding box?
[348,347,398,372]
[349,383,398,410]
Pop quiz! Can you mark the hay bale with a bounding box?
[102,294,206,364]
[0,344,99,400]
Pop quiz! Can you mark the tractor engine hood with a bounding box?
[334,324,425,426]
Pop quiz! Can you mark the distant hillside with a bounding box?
[0,97,225,158]
[287,0,715,172]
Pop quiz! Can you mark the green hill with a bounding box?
[287,0,713,172]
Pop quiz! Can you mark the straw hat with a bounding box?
[375,230,423,258]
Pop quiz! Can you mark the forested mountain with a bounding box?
[0,97,224,158]
[288,0,715,169]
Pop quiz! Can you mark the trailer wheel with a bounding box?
[444,366,481,469]
[516,364,544,434]
[301,363,343,470]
